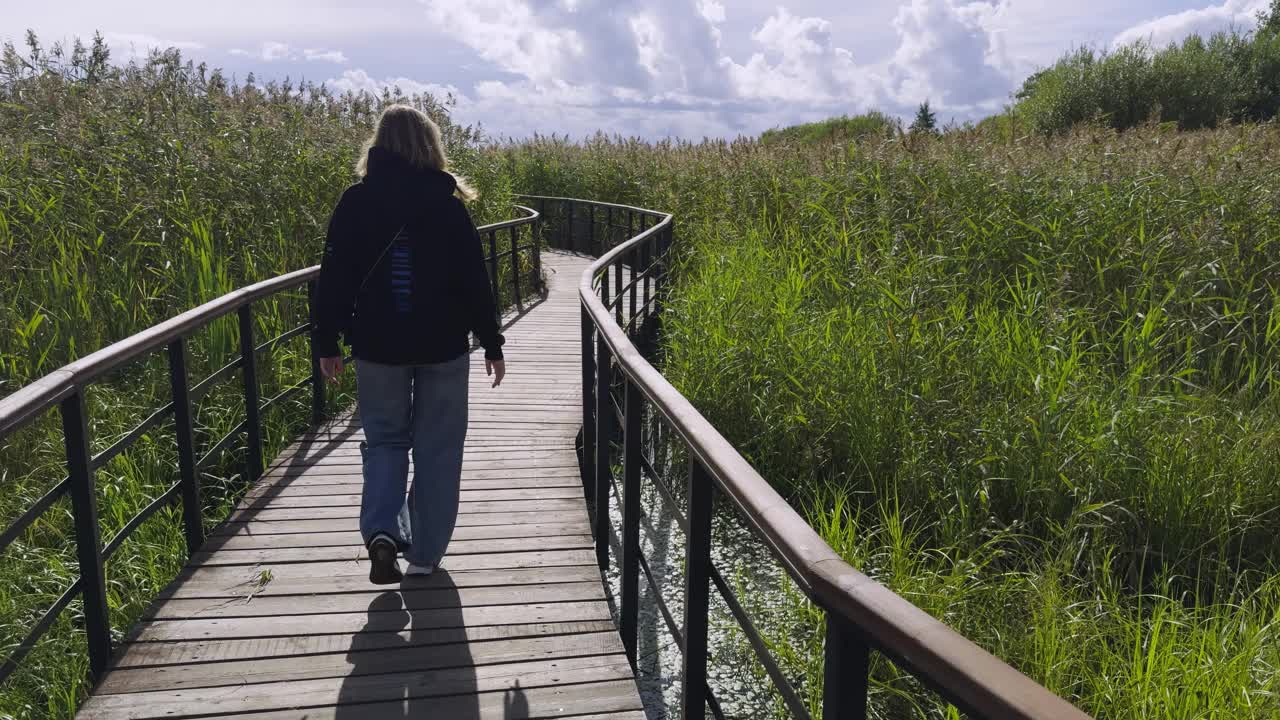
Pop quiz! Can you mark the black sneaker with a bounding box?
[368,536,402,585]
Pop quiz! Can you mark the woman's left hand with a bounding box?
[320,356,345,383]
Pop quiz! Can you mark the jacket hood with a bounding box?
[363,146,458,197]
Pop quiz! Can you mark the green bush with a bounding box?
[1015,1,1280,133]
[760,111,901,146]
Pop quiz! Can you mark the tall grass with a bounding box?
[500,124,1280,718]
[0,34,512,719]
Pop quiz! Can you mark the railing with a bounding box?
[528,195,1092,720]
[0,205,540,684]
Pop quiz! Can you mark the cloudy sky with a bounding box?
[3,0,1272,139]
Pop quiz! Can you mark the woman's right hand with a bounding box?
[320,356,345,384]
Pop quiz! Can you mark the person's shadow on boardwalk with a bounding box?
[503,681,529,718]
[335,570,494,719]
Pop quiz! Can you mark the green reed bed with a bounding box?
[501,125,1280,719]
[0,36,514,719]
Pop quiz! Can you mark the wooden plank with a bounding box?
[98,630,625,694]
[303,429,576,439]
[255,465,583,484]
[203,681,644,720]
[202,527,588,552]
[245,476,583,492]
[228,497,585,521]
[237,487,585,507]
[189,538,594,566]
[469,407,580,416]
[130,600,614,642]
[275,444,574,457]
[109,620,617,667]
[468,400,581,408]
[230,497,586,517]
[187,547,597,569]
[296,429,572,442]
[208,520,588,543]
[248,476,584,493]
[159,557,597,589]
[159,565,603,600]
[226,507,588,525]
[264,465,586,480]
[270,452,577,469]
[148,582,605,619]
[267,452,578,469]
[79,654,637,718]
[275,450,581,461]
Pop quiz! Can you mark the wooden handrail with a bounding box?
[0,203,539,686]
[526,193,1092,720]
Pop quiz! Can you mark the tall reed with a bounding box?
[0,34,513,719]
[500,124,1280,718]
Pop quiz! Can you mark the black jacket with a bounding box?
[314,147,504,364]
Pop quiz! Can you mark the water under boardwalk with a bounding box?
[76,252,647,720]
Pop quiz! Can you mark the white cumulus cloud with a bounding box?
[1112,0,1269,48]
[230,41,347,63]
[422,0,587,85]
[104,32,203,60]
[326,68,466,102]
[304,48,349,63]
[262,41,293,61]
[720,2,1011,115]
[378,0,1056,136]
[889,0,1012,108]
[696,0,725,24]
[722,8,870,105]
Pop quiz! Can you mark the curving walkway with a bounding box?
[77,251,646,719]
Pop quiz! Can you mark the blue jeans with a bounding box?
[355,353,469,566]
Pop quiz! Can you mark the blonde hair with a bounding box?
[356,104,478,201]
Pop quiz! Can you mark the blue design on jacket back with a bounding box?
[389,229,412,313]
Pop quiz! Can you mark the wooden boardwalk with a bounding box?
[78,252,647,719]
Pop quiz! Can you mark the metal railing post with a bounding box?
[533,212,545,295]
[486,229,500,300]
[307,280,325,426]
[606,205,614,253]
[823,614,872,720]
[168,338,203,554]
[511,226,522,308]
[238,304,264,481]
[615,251,624,327]
[629,246,638,326]
[588,204,596,255]
[581,304,597,501]
[620,376,642,664]
[594,271,614,573]
[61,391,112,679]
[641,234,651,321]
[681,458,714,720]
[566,200,575,252]
[657,220,672,306]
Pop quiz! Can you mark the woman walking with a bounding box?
[313,104,505,585]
